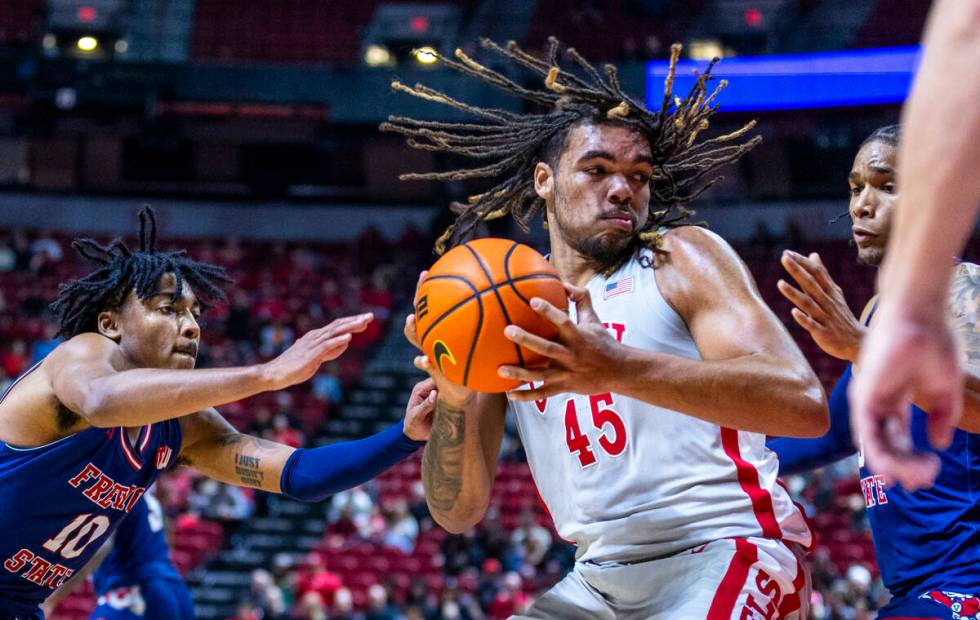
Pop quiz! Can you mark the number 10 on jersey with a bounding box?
[565,393,628,468]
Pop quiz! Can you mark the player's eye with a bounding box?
[633,173,650,183]
[158,305,174,315]
[882,183,896,194]
[849,185,862,196]
[584,166,605,176]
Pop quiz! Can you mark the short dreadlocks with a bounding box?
[51,207,232,338]
[381,37,760,267]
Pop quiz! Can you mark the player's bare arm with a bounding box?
[948,262,980,433]
[780,251,980,433]
[8,313,370,441]
[504,226,828,437]
[405,290,507,533]
[177,378,437,494]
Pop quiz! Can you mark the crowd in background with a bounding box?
[0,228,892,619]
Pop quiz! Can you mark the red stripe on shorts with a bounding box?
[707,538,759,620]
[778,555,807,617]
[721,427,782,539]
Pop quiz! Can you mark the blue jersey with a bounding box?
[0,367,182,618]
[92,493,182,596]
[768,364,980,598]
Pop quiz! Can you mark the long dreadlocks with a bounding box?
[381,37,760,266]
[50,207,232,338]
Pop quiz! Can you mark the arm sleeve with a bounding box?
[279,421,426,502]
[767,366,858,476]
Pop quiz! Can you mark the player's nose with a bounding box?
[851,187,877,219]
[180,313,201,340]
[607,174,633,204]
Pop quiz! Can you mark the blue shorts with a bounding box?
[877,590,980,620]
[89,579,193,620]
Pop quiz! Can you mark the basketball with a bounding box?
[414,238,567,393]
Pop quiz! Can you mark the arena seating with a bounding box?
[191,0,476,65]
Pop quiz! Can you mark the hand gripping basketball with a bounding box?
[405,272,474,405]
[499,284,627,400]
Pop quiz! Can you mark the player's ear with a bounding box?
[97,310,122,341]
[534,162,554,201]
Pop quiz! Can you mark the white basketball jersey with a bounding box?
[509,249,812,564]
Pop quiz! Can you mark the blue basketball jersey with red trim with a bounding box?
[92,492,182,596]
[0,420,181,617]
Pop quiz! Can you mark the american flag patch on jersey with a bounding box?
[603,276,633,299]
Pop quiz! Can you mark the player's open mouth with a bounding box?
[173,346,198,358]
[852,226,876,244]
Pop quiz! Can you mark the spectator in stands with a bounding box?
[1,339,27,379]
[248,568,287,619]
[330,587,357,620]
[327,485,375,539]
[188,478,254,523]
[364,584,398,620]
[295,553,344,605]
[261,319,296,357]
[312,362,344,405]
[382,497,418,553]
[28,229,62,274]
[272,412,305,448]
[296,591,328,620]
[488,572,530,619]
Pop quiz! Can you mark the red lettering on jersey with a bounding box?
[874,476,889,504]
[83,475,114,504]
[99,483,127,510]
[860,477,877,507]
[125,487,146,513]
[602,322,627,343]
[742,592,778,619]
[44,564,71,589]
[755,570,781,600]
[68,463,101,488]
[23,556,52,585]
[526,382,548,414]
[3,549,34,573]
[54,567,73,589]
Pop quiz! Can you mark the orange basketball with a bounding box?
[414,238,567,393]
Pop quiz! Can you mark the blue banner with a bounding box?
[646,46,921,112]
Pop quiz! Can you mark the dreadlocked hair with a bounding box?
[50,206,233,338]
[380,37,760,269]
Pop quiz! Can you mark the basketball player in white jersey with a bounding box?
[386,39,828,619]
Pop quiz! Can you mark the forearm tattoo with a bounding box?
[422,399,466,513]
[949,263,980,365]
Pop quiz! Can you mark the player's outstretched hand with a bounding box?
[499,283,623,400]
[405,271,475,406]
[849,299,963,491]
[262,313,373,390]
[778,250,865,362]
[403,378,438,441]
